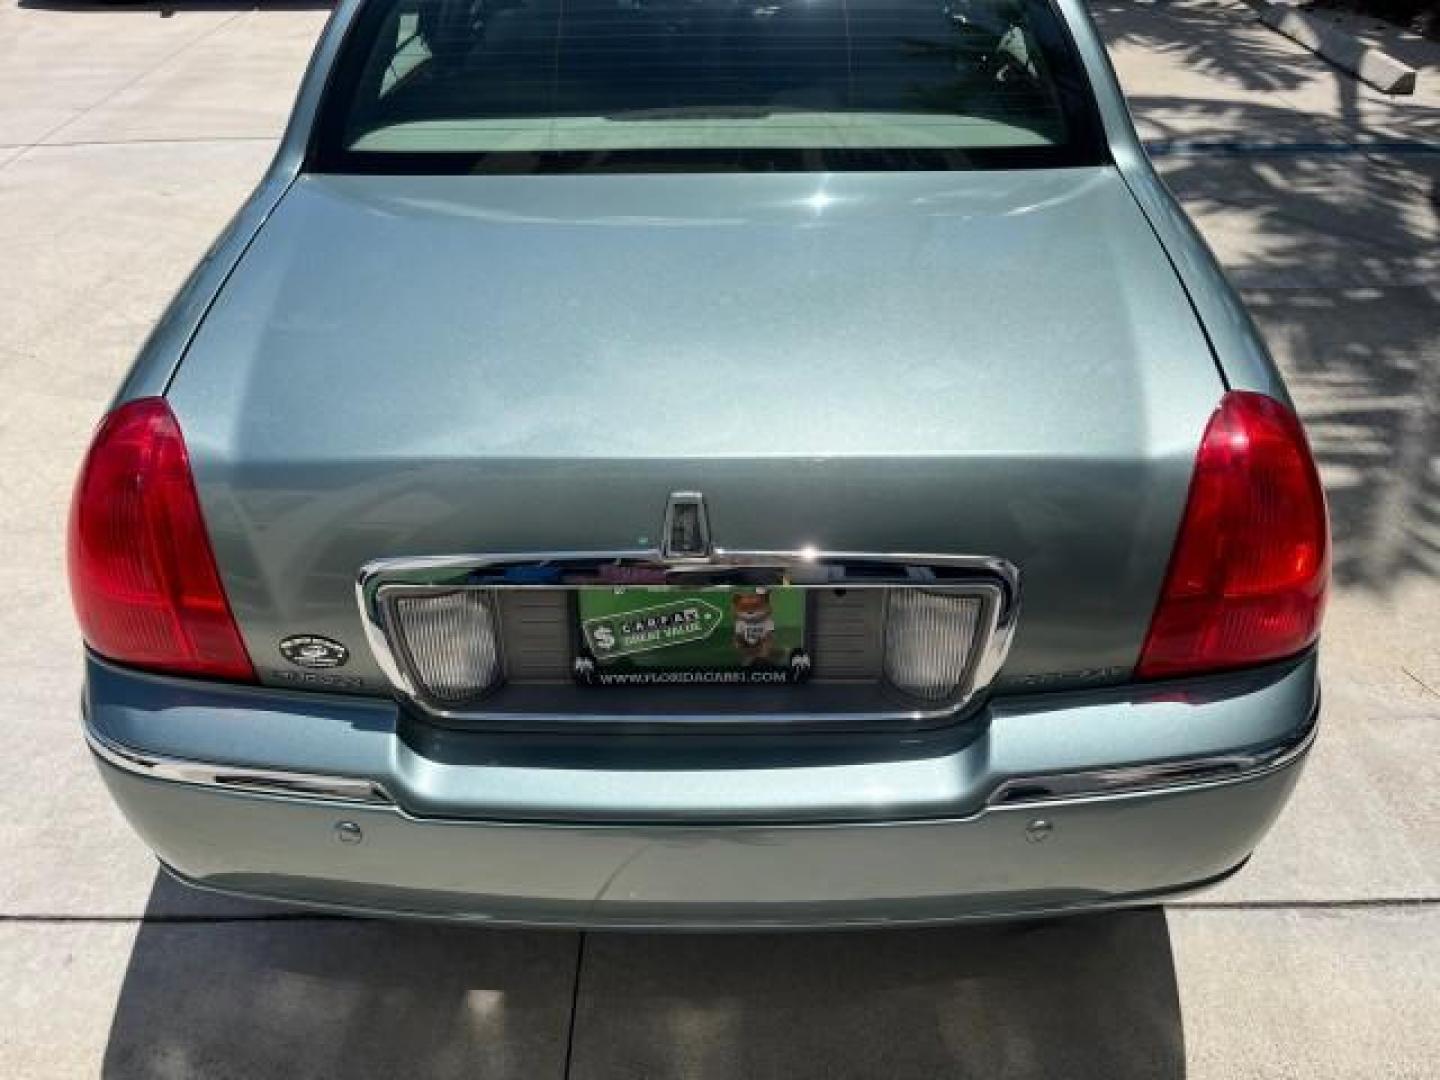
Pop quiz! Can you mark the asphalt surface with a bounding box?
[1,0,1437,1076]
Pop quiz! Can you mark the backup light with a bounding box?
[1137,391,1329,679]
[883,589,984,702]
[68,398,255,682]
[390,590,504,703]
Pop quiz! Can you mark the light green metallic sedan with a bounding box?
[71,0,1328,927]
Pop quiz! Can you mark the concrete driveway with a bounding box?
[1,0,1437,1075]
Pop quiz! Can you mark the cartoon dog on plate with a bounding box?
[731,589,778,665]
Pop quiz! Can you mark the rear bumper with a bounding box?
[100,755,1299,929]
[84,653,1317,929]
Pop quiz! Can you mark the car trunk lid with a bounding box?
[168,168,1220,699]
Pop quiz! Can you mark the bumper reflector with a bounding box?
[883,590,984,702]
[391,591,503,703]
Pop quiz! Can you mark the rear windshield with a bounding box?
[313,0,1106,173]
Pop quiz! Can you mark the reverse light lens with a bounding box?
[1137,391,1329,679]
[68,398,255,682]
[391,590,504,703]
[883,589,984,702]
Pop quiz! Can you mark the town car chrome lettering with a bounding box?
[267,669,367,691]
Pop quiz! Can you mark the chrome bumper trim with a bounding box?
[986,700,1319,807]
[86,698,1316,815]
[84,726,395,807]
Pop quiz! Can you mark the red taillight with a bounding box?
[68,398,255,682]
[1137,391,1329,680]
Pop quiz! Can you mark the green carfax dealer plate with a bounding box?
[575,587,812,686]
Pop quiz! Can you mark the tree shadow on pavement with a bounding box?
[1091,0,1440,154]
[1090,0,1320,96]
[1087,0,1440,600]
[1140,115,1440,592]
[102,874,1183,1079]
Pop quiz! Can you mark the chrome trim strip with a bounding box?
[85,725,394,806]
[985,705,1319,807]
[85,705,1317,812]
[354,550,1022,723]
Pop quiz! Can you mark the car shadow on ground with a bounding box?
[101,872,1184,1079]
